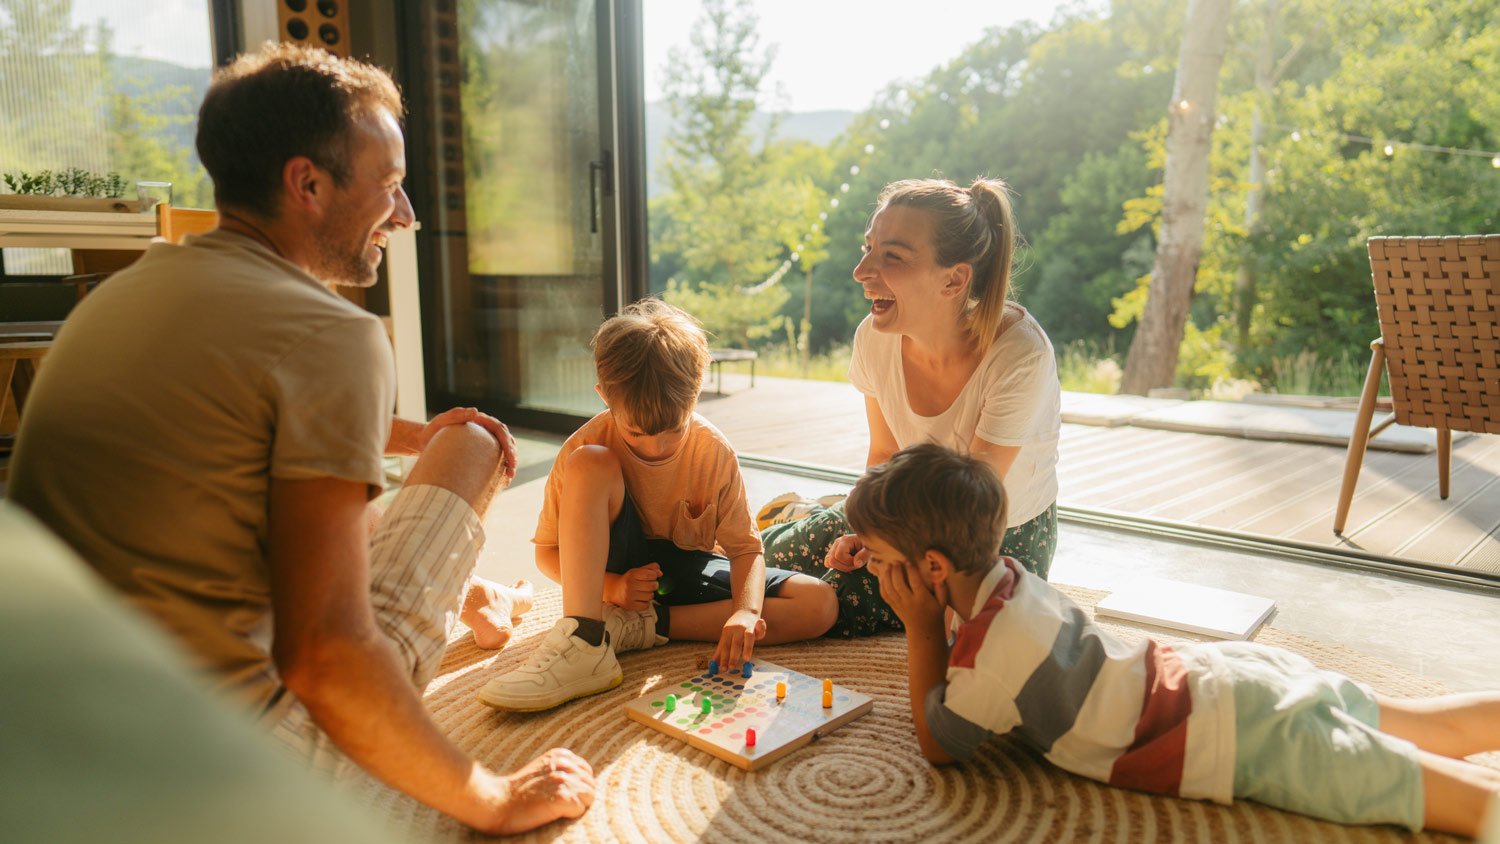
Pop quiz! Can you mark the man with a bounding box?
[7,44,593,834]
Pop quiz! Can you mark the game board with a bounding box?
[624,659,873,771]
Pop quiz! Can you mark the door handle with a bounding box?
[589,154,612,234]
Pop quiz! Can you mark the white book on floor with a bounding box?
[1094,578,1276,640]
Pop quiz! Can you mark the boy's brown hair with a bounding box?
[845,443,1008,574]
[592,298,712,435]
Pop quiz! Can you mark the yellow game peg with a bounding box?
[822,690,833,709]
[822,678,833,694]
[776,681,786,702]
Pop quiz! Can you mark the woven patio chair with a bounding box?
[1334,234,1500,534]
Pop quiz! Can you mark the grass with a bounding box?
[738,340,1377,400]
[744,343,856,382]
[1056,340,1123,394]
[1266,349,1373,398]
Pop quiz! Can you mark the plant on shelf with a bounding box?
[3,168,128,198]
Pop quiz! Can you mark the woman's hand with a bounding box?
[713,608,766,673]
[603,563,661,611]
[825,533,870,572]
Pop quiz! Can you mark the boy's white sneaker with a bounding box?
[477,617,622,711]
[603,602,668,653]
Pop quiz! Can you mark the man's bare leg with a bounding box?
[402,422,530,649]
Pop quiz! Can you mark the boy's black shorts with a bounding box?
[605,487,797,606]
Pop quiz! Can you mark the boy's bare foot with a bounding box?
[461,577,535,649]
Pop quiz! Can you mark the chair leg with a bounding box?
[1334,342,1385,535]
[1437,428,1451,499]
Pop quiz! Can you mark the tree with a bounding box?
[652,0,804,347]
[1120,0,1233,394]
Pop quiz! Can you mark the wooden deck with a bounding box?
[696,372,1500,572]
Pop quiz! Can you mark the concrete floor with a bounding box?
[476,430,1500,694]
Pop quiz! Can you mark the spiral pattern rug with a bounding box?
[357,586,1488,843]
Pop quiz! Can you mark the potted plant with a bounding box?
[0,169,140,213]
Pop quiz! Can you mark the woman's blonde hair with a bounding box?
[875,176,1018,350]
[592,298,712,434]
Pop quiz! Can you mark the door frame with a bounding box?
[396,0,648,434]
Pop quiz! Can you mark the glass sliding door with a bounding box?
[403,0,645,430]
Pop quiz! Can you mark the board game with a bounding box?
[624,659,873,771]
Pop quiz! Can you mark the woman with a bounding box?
[761,176,1061,638]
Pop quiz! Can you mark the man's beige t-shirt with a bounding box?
[8,230,393,714]
[533,411,763,562]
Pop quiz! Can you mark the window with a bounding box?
[0,0,214,287]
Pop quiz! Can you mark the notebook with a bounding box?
[1093,578,1277,640]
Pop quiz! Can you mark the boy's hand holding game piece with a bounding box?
[824,533,870,572]
[712,607,765,673]
[603,563,661,611]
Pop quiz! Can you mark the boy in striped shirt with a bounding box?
[849,443,1500,837]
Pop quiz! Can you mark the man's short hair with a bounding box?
[845,443,1008,575]
[592,298,712,435]
[196,42,404,219]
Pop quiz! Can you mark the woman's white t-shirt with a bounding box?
[848,307,1061,526]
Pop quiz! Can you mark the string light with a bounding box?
[1277,123,1499,164]
[740,111,890,294]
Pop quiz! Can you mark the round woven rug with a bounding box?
[357,586,1481,843]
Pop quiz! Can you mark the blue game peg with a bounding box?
[741,662,753,678]
[708,659,719,675]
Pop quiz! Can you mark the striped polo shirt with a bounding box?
[924,559,1237,804]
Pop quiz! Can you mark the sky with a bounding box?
[643,0,1100,113]
[62,0,1097,111]
[69,0,214,68]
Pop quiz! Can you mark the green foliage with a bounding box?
[2,168,127,196]
[1056,340,1124,394]
[1267,349,1372,398]
[662,276,788,349]
[0,0,212,208]
[645,0,1498,398]
[743,342,854,383]
[651,0,809,347]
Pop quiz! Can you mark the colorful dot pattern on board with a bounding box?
[644,669,853,745]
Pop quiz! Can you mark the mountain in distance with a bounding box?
[644,100,854,198]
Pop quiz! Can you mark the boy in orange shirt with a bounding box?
[480,300,838,711]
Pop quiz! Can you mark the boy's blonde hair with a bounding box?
[845,443,1008,575]
[592,298,711,435]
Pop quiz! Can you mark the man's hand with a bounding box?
[713,607,765,673]
[603,564,661,611]
[420,408,518,488]
[824,533,870,572]
[481,749,596,835]
[871,560,947,631]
